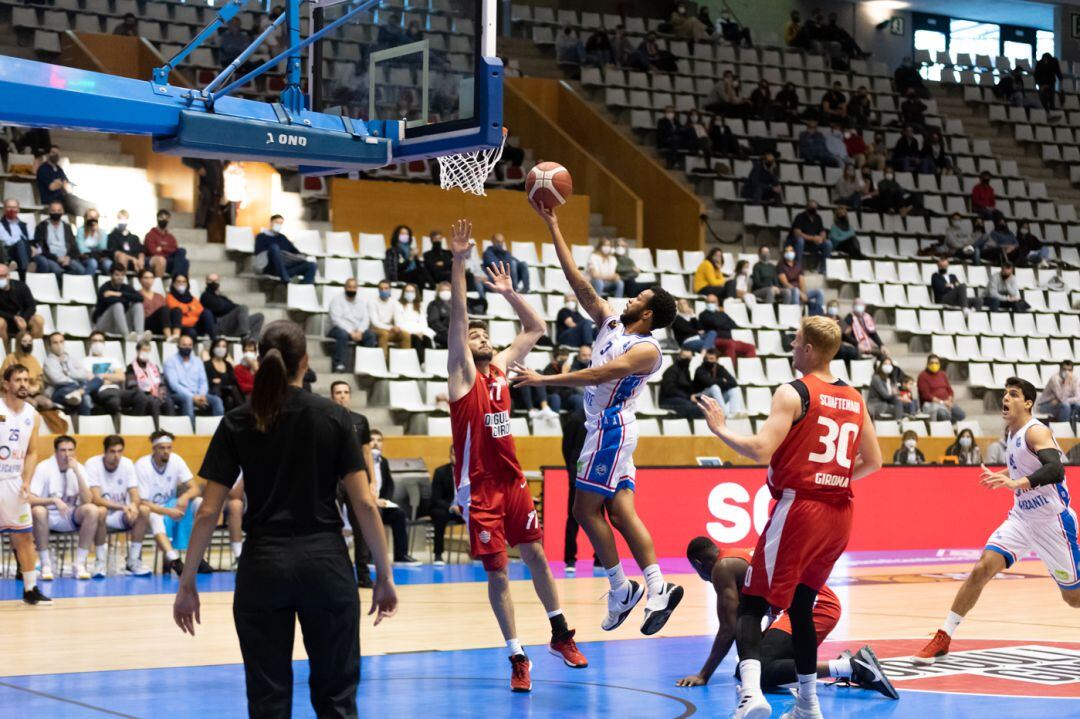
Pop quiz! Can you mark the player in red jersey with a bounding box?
[446,219,586,693]
[677,538,897,701]
[696,316,882,719]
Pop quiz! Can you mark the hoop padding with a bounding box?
[436,130,507,196]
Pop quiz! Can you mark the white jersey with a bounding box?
[1007,418,1070,520]
[135,453,193,506]
[0,397,37,484]
[85,454,138,506]
[30,457,83,514]
[583,315,662,428]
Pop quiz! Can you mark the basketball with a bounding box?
[525,162,573,209]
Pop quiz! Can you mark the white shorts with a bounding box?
[48,509,80,534]
[575,418,639,498]
[105,509,133,531]
[0,479,31,533]
[986,509,1080,589]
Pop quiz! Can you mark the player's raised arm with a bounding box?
[487,262,546,372]
[510,342,658,388]
[447,218,477,402]
[696,383,801,463]
[529,197,611,325]
[852,407,883,482]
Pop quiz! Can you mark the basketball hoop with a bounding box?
[437,127,507,196]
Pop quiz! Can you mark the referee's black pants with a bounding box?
[234,533,360,719]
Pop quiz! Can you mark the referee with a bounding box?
[173,320,398,718]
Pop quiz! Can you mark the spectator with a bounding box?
[693,347,744,416]
[201,272,262,339]
[682,110,713,160]
[1037,360,1080,423]
[897,375,918,416]
[833,164,863,207]
[145,209,191,279]
[823,120,849,166]
[137,268,178,341]
[821,11,866,61]
[0,263,44,342]
[93,263,145,338]
[946,428,982,466]
[1034,52,1063,111]
[891,125,923,174]
[672,298,716,351]
[986,431,1008,464]
[587,238,624,298]
[922,130,952,175]
[584,28,615,67]
[971,171,997,220]
[481,233,529,293]
[842,298,885,358]
[693,248,726,296]
[632,32,677,73]
[368,430,421,566]
[533,349,569,414]
[899,91,928,132]
[717,7,752,47]
[555,292,595,347]
[868,358,907,420]
[125,339,173,423]
[791,8,825,52]
[798,118,839,167]
[777,245,824,316]
[107,209,145,272]
[555,25,585,66]
[893,430,926,465]
[369,280,411,358]
[612,24,635,67]
[426,281,451,349]
[36,145,90,216]
[705,71,750,118]
[842,127,869,169]
[423,230,453,285]
[742,152,782,204]
[976,217,1019,265]
[252,214,314,284]
[940,212,977,262]
[164,334,224,424]
[783,10,802,46]
[700,294,756,360]
[75,209,108,274]
[233,338,258,397]
[748,79,776,121]
[893,56,928,98]
[2,331,52,411]
[218,16,250,67]
[82,332,130,416]
[1015,222,1048,267]
[43,332,110,416]
[181,158,227,230]
[864,131,888,171]
[32,201,88,276]
[750,246,780,303]
[656,106,683,165]
[869,167,920,215]
[166,274,216,339]
[917,354,965,421]
[984,263,1029,312]
[846,86,872,128]
[828,205,862,260]
[705,117,737,157]
[0,198,31,276]
[774,81,800,122]
[659,349,703,419]
[397,282,434,362]
[205,337,243,413]
[429,446,465,566]
[723,259,761,305]
[930,256,975,309]
[820,81,847,123]
[613,238,643,297]
[787,200,829,268]
[113,12,138,36]
[670,1,709,42]
[824,300,859,361]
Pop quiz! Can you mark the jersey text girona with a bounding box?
[450,364,523,493]
[767,374,864,502]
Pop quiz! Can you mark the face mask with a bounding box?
[601,246,613,255]
[784,251,795,262]
[437,290,452,302]
[881,363,894,375]
[950,219,960,228]
[760,254,769,263]
[566,300,577,311]
[1062,370,1071,379]
[117,222,127,231]
[243,351,257,363]
[928,362,940,372]
[403,291,416,302]
[48,153,59,164]
[90,341,105,355]
[206,282,219,293]
[689,115,699,123]
[827,306,839,317]
[178,347,192,358]
[398,233,410,243]
[174,283,187,293]
[676,356,691,366]
[20,342,32,353]
[615,246,626,256]
[705,302,718,312]
[904,439,916,450]
[344,290,358,299]
[678,6,686,14]
[271,222,283,233]
[959,437,972,449]
[213,346,227,359]
[157,219,168,229]
[853,303,866,314]
[138,351,150,363]
[4,209,16,220]
[49,212,62,222]
[379,289,391,300]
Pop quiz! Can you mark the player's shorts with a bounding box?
[460,475,542,571]
[745,489,853,609]
[0,479,32,533]
[575,417,639,497]
[985,509,1080,589]
[149,498,199,550]
[105,509,134,531]
[47,508,81,533]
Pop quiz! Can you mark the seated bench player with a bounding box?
[136,430,211,576]
[29,434,102,580]
[224,473,245,570]
[86,434,152,576]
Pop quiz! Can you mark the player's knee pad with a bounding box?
[481,551,507,573]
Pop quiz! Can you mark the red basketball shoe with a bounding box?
[510,654,532,692]
[913,630,951,665]
[549,629,588,668]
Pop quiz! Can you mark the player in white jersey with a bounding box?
[86,434,152,576]
[0,363,49,604]
[915,377,1079,665]
[512,200,684,635]
[136,430,205,577]
[29,434,102,580]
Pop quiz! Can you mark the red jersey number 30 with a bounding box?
[807,416,860,469]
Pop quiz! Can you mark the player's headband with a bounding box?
[152,436,172,447]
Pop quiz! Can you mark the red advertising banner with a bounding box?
[541,466,1030,560]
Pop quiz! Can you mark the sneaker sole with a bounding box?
[741,704,773,719]
[547,645,588,668]
[601,581,645,631]
[641,584,684,636]
[911,652,946,666]
[859,645,899,700]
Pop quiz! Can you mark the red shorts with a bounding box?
[466,474,542,571]
[769,584,842,642]
[745,489,852,610]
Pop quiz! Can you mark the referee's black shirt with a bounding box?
[200,386,364,538]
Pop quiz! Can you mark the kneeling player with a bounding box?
[29,435,101,579]
[678,537,897,700]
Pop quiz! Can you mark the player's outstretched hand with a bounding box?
[528,196,558,227]
[483,261,515,296]
[695,394,726,435]
[675,674,707,687]
[508,361,544,387]
[370,577,398,626]
[979,463,1020,491]
[173,584,200,636]
[449,218,474,259]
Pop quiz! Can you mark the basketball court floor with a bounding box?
[0,549,1076,718]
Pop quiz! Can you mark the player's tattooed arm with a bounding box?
[529,197,611,325]
[447,218,477,402]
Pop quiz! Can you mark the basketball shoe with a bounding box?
[601,579,644,631]
[509,654,532,692]
[850,645,899,699]
[913,630,950,665]
[641,582,684,635]
[549,629,588,668]
[779,696,824,719]
[730,692,771,719]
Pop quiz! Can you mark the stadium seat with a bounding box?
[286,284,324,314]
[661,419,691,436]
[119,415,156,436]
[62,274,98,305]
[77,415,115,434]
[55,306,92,337]
[195,416,223,436]
[358,233,386,258]
[389,348,430,379]
[225,225,255,253]
[875,420,900,436]
[636,418,661,436]
[427,416,452,436]
[325,232,359,258]
[389,381,435,412]
[928,421,954,437]
[354,347,397,379]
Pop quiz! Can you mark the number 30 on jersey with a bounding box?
[808,417,859,469]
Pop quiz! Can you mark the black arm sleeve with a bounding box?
[1026,448,1065,488]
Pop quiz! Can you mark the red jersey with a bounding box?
[449,364,523,492]
[767,374,864,502]
[719,547,753,564]
[770,584,841,641]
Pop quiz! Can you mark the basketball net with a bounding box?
[437,127,507,196]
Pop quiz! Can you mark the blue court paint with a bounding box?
[1,636,1075,718]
